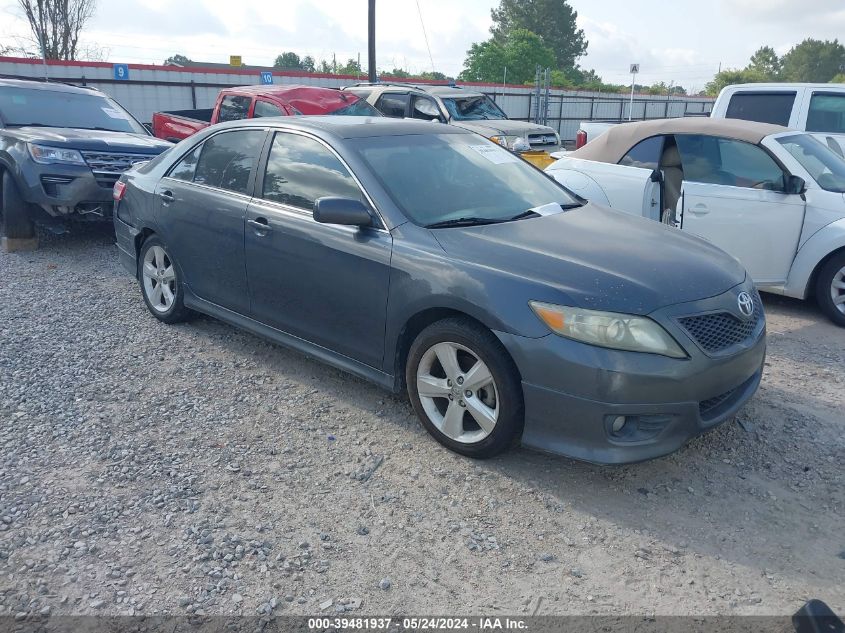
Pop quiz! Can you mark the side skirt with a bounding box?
[183,287,398,393]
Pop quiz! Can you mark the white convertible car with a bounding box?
[546,118,845,326]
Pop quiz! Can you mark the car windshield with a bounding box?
[0,86,147,134]
[329,99,382,117]
[441,96,507,121]
[777,133,845,193]
[351,133,580,226]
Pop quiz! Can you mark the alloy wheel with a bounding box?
[415,341,499,444]
[142,245,177,313]
[831,265,845,316]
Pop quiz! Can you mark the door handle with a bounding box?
[248,217,272,234]
[688,203,709,216]
[159,190,175,203]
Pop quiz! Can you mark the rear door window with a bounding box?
[725,92,796,126]
[806,93,845,133]
[375,93,410,118]
[619,135,664,170]
[169,144,202,182]
[192,130,266,194]
[217,95,253,122]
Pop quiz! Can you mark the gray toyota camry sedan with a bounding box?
[113,116,765,464]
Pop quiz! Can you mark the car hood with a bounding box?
[431,204,747,315]
[449,119,557,140]
[6,126,172,154]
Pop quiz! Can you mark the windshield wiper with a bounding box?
[425,217,506,229]
[4,122,52,127]
[508,210,540,221]
[72,126,127,132]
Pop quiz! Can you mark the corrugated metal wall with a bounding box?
[0,57,714,141]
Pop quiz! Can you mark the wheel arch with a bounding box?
[133,227,158,277]
[806,245,845,300]
[392,307,522,392]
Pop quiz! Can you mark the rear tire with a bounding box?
[1,171,37,240]
[137,235,193,324]
[815,251,845,327]
[406,317,524,458]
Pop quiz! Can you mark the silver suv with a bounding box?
[343,82,561,154]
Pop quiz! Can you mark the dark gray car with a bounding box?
[114,116,766,464]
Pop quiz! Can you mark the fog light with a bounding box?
[611,416,627,433]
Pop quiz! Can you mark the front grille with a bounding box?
[81,151,152,188]
[527,133,558,148]
[678,291,763,355]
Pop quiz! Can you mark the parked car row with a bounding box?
[7,76,842,464]
[0,78,562,246]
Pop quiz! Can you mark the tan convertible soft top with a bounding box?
[571,117,791,163]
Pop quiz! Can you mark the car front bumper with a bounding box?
[17,161,117,218]
[496,286,767,464]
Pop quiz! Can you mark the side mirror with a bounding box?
[785,174,806,195]
[313,197,373,227]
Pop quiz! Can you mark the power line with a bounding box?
[415,0,436,73]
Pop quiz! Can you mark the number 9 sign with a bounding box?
[113,64,130,81]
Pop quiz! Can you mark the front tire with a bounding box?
[138,235,192,324]
[406,317,524,458]
[816,251,845,327]
[1,171,37,240]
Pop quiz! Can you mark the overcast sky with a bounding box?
[1,0,844,91]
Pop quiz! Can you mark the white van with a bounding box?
[711,83,845,156]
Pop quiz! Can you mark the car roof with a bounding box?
[571,117,791,163]
[344,82,483,98]
[223,84,345,97]
[213,115,468,139]
[722,82,845,91]
[0,77,101,95]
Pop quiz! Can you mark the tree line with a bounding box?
[704,40,845,95]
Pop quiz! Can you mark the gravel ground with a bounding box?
[0,224,843,619]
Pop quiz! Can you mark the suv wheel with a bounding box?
[138,235,192,324]
[1,171,37,241]
[816,251,845,327]
[406,317,524,458]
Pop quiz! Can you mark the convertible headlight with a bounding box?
[529,301,687,358]
[490,135,531,152]
[28,144,86,166]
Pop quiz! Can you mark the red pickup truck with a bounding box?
[151,85,381,142]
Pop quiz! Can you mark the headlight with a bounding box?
[529,301,687,358]
[490,135,531,152]
[28,144,86,166]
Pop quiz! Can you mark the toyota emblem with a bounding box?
[737,292,754,317]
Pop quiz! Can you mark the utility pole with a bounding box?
[368,0,377,83]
